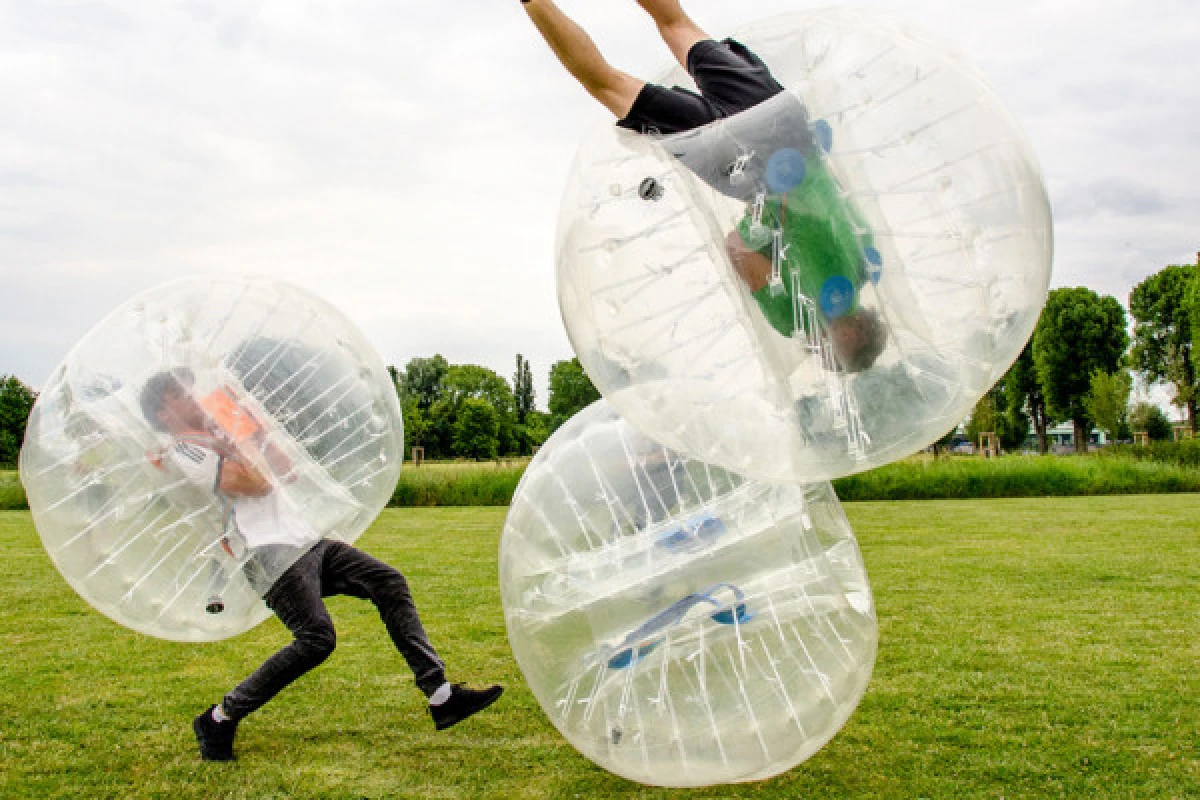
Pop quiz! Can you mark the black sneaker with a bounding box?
[429,684,504,731]
[193,705,239,761]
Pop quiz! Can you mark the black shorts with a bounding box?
[617,38,784,136]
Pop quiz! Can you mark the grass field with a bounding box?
[1,497,1197,799]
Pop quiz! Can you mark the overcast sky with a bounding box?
[1,0,1197,412]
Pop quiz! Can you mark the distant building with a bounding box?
[1032,423,1108,452]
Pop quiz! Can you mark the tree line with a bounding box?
[2,255,1196,465]
[389,354,600,460]
[0,355,601,467]
[962,256,1199,454]
[0,375,37,465]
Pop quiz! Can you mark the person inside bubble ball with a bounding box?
[139,369,503,762]
[522,0,887,372]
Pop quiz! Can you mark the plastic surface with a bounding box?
[556,9,1053,483]
[500,401,877,786]
[20,277,403,642]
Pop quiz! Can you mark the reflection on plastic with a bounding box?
[556,9,1053,483]
[500,401,877,787]
[19,277,404,642]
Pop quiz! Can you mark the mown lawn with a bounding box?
[1,496,1197,799]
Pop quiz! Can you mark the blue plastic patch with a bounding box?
[813,119,833,153]
[710,603,754,626]
[863,246,883,283]
[655,512,727,552]
[607,640,659,670]
[601,583,751,670]
[819,275,856,318]
[766,148,807,193]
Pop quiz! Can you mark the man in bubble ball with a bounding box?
[139,369,504,762]
[523,0,887,372]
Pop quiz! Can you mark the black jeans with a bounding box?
[221,539,446,720]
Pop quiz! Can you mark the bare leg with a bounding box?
[523,0,645,119]
[635,0,710,71]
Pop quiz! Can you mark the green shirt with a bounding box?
[737,158,874,338]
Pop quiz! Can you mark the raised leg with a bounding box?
[634,0,711,71]
[523,0,645,118]
[321,541,447,697]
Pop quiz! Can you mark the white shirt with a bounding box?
[170,436,317,550]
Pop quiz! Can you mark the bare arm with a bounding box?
[218,455,272,497]
[523,0,644,118]
[258,437,297,482]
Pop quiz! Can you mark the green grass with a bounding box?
[1,497,1197,798]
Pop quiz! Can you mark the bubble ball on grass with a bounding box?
[20,277,403,642]
[556,8,1053,484]
[500,401,877,787]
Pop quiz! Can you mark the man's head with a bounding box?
[140,368,205,433]
[828,308,887,373]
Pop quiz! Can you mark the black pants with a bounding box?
[222,539,446,720]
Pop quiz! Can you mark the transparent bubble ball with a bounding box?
[500,401,877,786]
[556,9,1053,483]
[20,277,404,642]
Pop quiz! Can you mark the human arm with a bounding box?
[170,437,273,498]
[201,386,297,485]
[217,455,273,497]
[259,438,296,483]
[726,229,773,292]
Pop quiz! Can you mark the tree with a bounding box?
[1004,342,1051,454]
[513,354,535,426]
[1033,288,1129,453]
[1084,369,1132,443]
[400,395,428,459]
[453,397,499,461]
[1129,263,1199,433]
[443,365,517,456]
[964,392,999,447]
[520,410,551,453]
[1129,402,1173,441]
[399,355,449,412]
[965,383,1027,453]
[424,397,457,459]
[0,375,37,465]
[547,358,600,430]
[1183,257,1200,417]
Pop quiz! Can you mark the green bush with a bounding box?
[7,454,1198,511]
[1099,438,1200,468]
[389,463,523,507]
[832,453,1200,501]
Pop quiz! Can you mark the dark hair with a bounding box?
[139,368,194,431]
[837,308,888,373]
